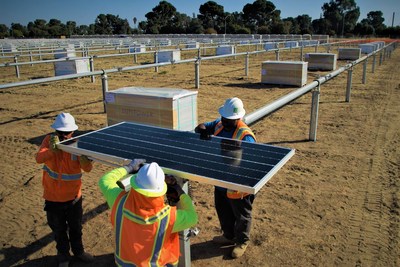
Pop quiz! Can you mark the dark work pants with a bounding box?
[214,188,255,244]
[45,197,84,261]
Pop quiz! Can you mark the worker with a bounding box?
[35,112,94,267]
[98,160,198,267]
[194,97,256,258]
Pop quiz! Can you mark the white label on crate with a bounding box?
[105,93,115,103]
[262,69,267,75]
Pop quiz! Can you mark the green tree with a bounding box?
[0,24,10,38]
[295,14,313,34]
[94,14,113,34]
[354,19,375,36]
[322,0,360,36]
[187,18,204,34]
[27,19,49,38]
[11,23,27,37]
[47,18,65,37]
[366,11,386,35]
[242,0,279,33]
[144,1,177,33]
[66,21,77,36]
[198,1,225,32]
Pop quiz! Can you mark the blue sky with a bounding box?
[0,0,399,27]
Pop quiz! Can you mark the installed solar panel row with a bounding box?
[58,122,294,194]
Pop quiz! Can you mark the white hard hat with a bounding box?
[131,162,167,197]
[51,113,78,132]
[218,97,246,120]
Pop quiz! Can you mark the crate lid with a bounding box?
[108,87,197,100]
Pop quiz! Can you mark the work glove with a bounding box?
[195,124,211,140]
[49,135,61,152]
[123,159,146,174]
[165,175,185,202]
[79,155,91,166]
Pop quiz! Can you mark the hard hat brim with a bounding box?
[130,175,167,197]
[51,123,78,132]
[218,106,245,120]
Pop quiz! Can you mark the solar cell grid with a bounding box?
[58,122,294,194]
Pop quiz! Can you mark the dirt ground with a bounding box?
[0,41,399,267]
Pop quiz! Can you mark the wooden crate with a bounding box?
[54,59,90,76]
[338,48,361,60]
[105,87,198,131]
[305,53,337,71]
[261,61,308,87]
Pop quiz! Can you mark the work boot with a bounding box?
[76,251,94,262]
[212,235,235,245]
[231,242,249,258]
[57,252,70,267]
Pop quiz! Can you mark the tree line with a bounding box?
[1,0,399,39]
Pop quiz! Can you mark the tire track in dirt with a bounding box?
[343,50,400,266]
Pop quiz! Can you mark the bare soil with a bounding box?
[0,43,399,267]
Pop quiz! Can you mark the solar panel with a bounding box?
[57,122,295,194]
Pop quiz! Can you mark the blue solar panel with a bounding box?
[58,122,294,194]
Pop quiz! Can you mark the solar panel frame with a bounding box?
[58,122,295,194]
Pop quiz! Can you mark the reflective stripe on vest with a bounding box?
[214,120,255,199]
[113,193,174,267]
[214,121,256,141]
[43,164,82,181]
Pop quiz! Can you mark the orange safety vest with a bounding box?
[110,189,180,267]
[35,134,92,202]
[214,120,256,199]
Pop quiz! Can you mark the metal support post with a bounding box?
[197,48,201,59]
[245,52,249,76]
[195,58,200,89]
[372,54,376,73]
[379,51,383,66]
[300,46,303,61]
[275,50,280,61]
[89,56,95,83]
[29,51,33,66]
[383,48,386,61]
[327,44,331,53]
[101,72,109,114]
[315,44,318,53]
[362,59,367,84]
[345,67,353,102]
[154,51,159,72]
[14,56,20,78]
[177,179,192,267]
[134,53,137,64]
[39,47,42,60]
[309,85,320,141]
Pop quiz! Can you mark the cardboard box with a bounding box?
[129,45,146,53]
[261,61,308,87]
[284,41,298,48]
[105,87,198,131]
[216,45,235,55]
[54,48,76,59]
[156,50,181,63]
[264,42,277,51]
[185,42,199,48]
[54,59,90,76]
[338,48,361,60]
[305,53,337,71]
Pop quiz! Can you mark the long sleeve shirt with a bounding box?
[99,167,198,233]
